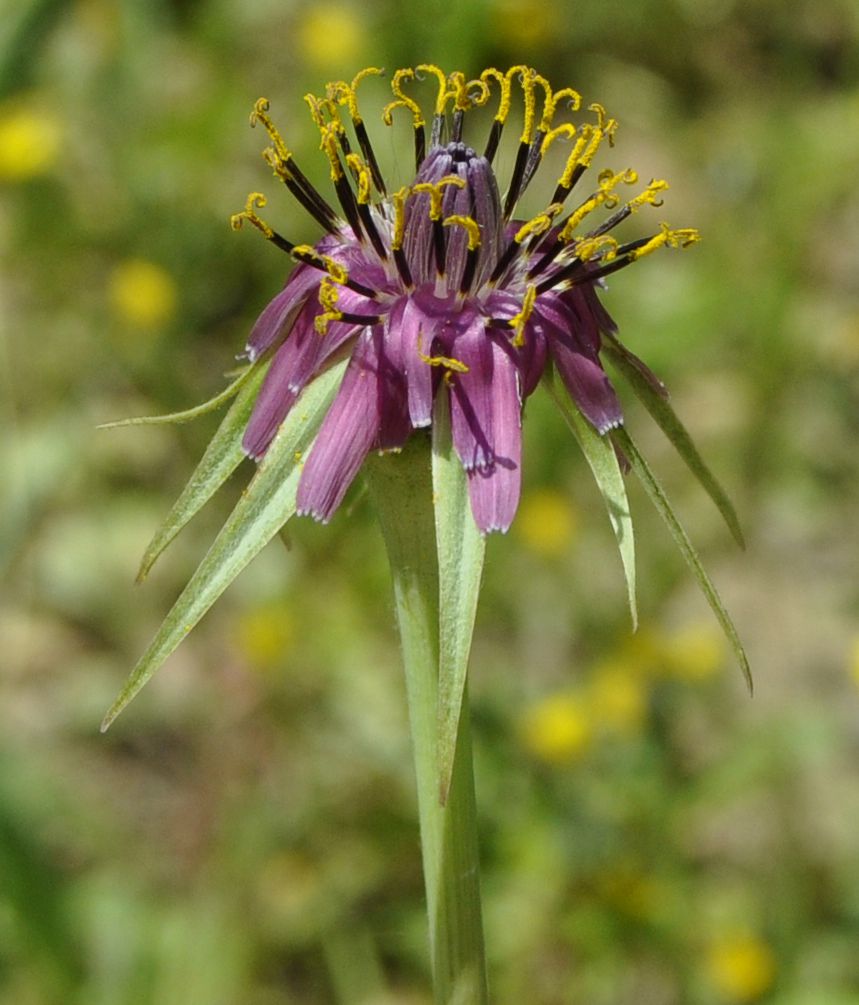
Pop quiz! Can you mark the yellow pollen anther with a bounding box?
[230,192,273,238]
[465,76,491,108]
[328,66,384,123]
[293,245,350,284]
[314,278,343,334]
[480,67,512,124]
[515,203,563,243]
[628,178,669,211]
[304,93,342,130]
[443,215,482,249]
[557,127,591,187]
[382,68,425,129]
[579,127,607,168]
[446,72,471,113]
[573,235,619,261]
[509,285,537,348]
[560,196,600,240]
[262,146,292,181]
[539,86,582,132]
[416,64,452,116]
[320,123,345,181]
[345,153,372,202]
[512,65,538,144]
[391,186,410,250]
[558,170,636,242]
[541,122,577,156]
[588,102,609,129]
[629,223,701,260]
[249,98,291,162]
[413,176,466,220]
[418,348,470,374]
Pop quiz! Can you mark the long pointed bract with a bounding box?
[101,359,348,730]
[612,426,752,693]
[137,362,270,582]
[432,390,486,806]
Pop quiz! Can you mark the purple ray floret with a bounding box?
[232,66,700,532]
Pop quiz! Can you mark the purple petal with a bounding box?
[538,300,623,433]
[373,320,411,451]
[243,304,318,458]
[482,289,548,398]
[243,297,365,459]
[296,329,384,522]
[547,287,601,354]
[244,265,322,362]
[383,296,436,428]
[465,154,503,282]
[580,280,618,335]
[447,319,523,533]
[403,144,502,291]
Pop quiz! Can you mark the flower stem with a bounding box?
[367,438,488,1005]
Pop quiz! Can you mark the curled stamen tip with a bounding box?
[250,97,271,125]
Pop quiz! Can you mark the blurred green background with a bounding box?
[2,0,859,1002]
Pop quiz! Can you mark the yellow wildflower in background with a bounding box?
[516,488,578,557]
[659,623,724,681]
[296,5,367,71]
[0,103,61,181]
[706,933,777,1001]
[489,0,556,50]
[521,692,592,764]
[108,259,177,329]
[587,662,648,735]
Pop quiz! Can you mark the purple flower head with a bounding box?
[232,66,700,534]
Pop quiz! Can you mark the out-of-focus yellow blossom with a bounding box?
[659,623,724,681]
[618,625,665,673]
[296,5,367,71]
[521,692,592,764]
[108,259,177,329]
[587,662,648,735]
[849,636,859,688]
[237,602,295,670]
[706,933,777,1001]
[0,104,61,181]
[489,0,556,49]
[516,487,578,557]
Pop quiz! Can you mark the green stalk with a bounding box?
[367,437,488,1005]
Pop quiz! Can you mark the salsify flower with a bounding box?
[104,69,749,1001]
[230,64,700,534]
[103,63,749,735]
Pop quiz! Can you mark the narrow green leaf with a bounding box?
[604,340,745,548]
[546,374,637,631]
[136,361,270,582]
[98,363,258,429]
[612,425,752,693]
[101,359,348,731]
[432,390,486,807]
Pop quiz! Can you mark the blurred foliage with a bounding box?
[2,0,859,1002]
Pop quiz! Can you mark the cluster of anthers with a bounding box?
[230,65,700,534]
